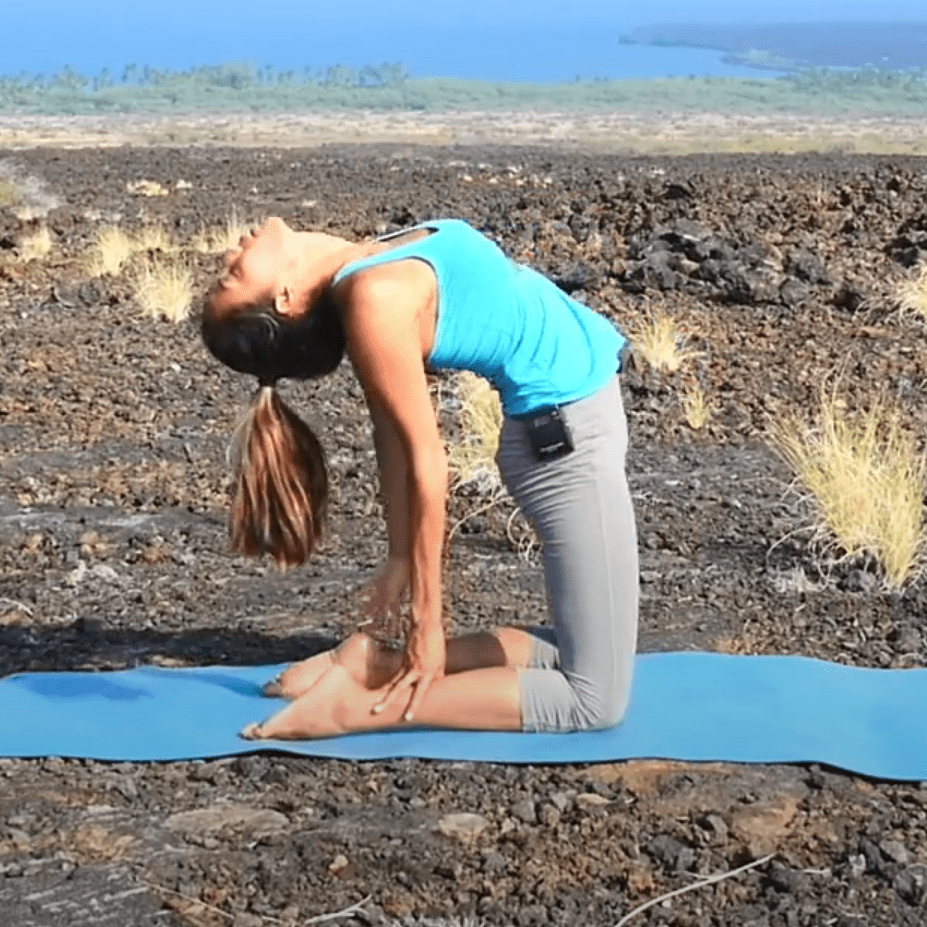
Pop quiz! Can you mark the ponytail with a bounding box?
[228,384,328,567]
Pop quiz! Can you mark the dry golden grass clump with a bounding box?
[0,178,23,208]
[87,226,134,277]
[771,394,927,588]
[627,306,702,373]
[894,263,927,319]
[87,224,182,276]
[447,372,503,487]
[681,381,711,430]
[133,259,194,322]
[18,227,53,262]
[193,212,251,254]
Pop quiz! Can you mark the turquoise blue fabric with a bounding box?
[333,220,625,418]
[2,653,926,781]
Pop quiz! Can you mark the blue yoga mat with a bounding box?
[1,653,924,781]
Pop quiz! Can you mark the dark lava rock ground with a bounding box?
[2,144,927,927]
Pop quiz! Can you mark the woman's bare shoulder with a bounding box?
[333,259,436,319]
[333,260,438,366]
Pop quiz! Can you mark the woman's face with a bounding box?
[213,217,293,315]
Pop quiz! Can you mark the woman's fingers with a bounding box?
[371,670,412,715]
[372,669,431,721]
[372,624,445,720]
[403,672,435,721]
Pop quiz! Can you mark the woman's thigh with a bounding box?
[497,378,639,731]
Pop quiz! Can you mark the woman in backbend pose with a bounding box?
[201,216,638,740]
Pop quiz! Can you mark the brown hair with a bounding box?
[202,291,346,566]
[228,386,328,566]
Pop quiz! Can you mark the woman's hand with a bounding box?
[373,621,446,722]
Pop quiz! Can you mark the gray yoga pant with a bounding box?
[495,376,639,732]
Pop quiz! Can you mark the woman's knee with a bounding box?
[572,685,631,731]
[520,668,632,732]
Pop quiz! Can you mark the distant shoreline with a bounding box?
[622,21,927,73]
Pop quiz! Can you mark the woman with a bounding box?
[201,216,638,740]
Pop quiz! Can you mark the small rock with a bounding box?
[767,861,804,893]
[64,560,87,587]
[511,798,537,825]
[786,248,830,285]
[835,915,869,927]
[845,569,878,594]
[481,851,507,874]
[515,903,548,925]
[859,838,883,874]
[879,838,909,866]
[575,792,610,810]
[538,803,561,827]
[328,854,349,875]
[847,853,867,879]
[647,834,689,871]
[89,564,119,582]
[699,813,729,842]
[779,278,811,308]
[437,812,489,840]
[889,627,920,653]
[165,803,289,837]
[894,864,927,904]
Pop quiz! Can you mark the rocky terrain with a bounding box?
[1,141,927,926]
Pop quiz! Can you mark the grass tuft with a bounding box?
[134,259,194,322]
[87,226,134,277]
[771,393,926,588]
[192,211,251,254]
[447,372,503,488]
[681,381,711,430]
[628,306,702,373]
[19,227,53,262]
[0,178,23,208]
[894,263,927,318]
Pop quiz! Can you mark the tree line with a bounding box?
[1,61,926,116]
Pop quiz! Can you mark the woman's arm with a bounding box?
[361,396,412,621]
[367,396,411,562]
[339,269,449,720]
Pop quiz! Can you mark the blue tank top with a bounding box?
[332,219,624,418]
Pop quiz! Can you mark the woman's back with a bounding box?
[335,219,624,417]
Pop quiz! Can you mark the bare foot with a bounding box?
[263,650,334,698]
[263,632,400,699]
[244,664,362,740]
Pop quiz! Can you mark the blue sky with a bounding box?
[5,1,926,78]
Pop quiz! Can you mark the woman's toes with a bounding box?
[273,652,334,699]
[239,722,266,740]
[261,675,285,698]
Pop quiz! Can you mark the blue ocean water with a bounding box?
[403,26,780,82]
[2,18,781,82]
